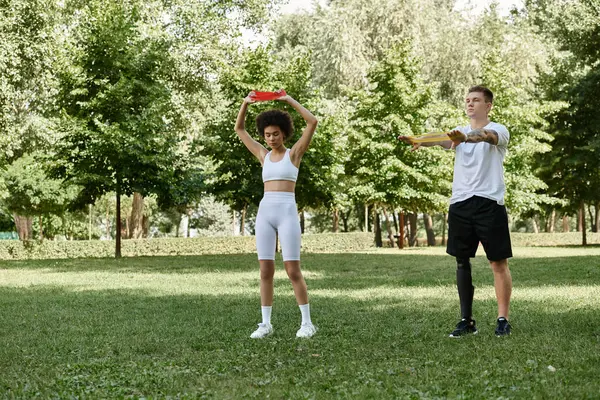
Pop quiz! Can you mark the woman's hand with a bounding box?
[275,89,290,102]
[244,91,257,104]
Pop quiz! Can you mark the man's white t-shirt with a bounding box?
[450,122,509,205]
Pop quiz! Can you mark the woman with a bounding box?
[234,90,318,339]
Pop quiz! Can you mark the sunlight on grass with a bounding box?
[2,268,598,310]
[0,269,323,296]
[356,246,600,258]
[312,285,600,310]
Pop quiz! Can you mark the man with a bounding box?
[399,85,513,337]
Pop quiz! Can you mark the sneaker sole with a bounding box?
[250,330,274,339]
[296,327,317,339]
[448,330,478,338]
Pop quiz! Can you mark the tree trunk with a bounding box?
[408,213,418,247]
[442,213,447,246]
[365,204,369,232]
[143,215,150,238]
[39,215,43,241]
[232,209,236,236]
[547,209,556,233]
[578,206,583,232]
[592,202,600,233]
[587,202,599,233]
[382,207,394,247]
[178,213,188,238]
[115,189,122,258]
[581,200,587,246]
[562,215,569,232]
[423,213,436,246]
[300,210,305,234]
[398,211,405,249]
[333,208,339,233]
[13,214,33,241]
[129,192,144,239]
[125,211,130,239]
[531,217,539,234]
[240,204,247,236]
[106,205,110,239]
[341,210,349,232]
[186,209,192,238]
[374,205,382,247]
[175,213,182,237]
[88,204,93,240]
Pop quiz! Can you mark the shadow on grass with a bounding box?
[0,287,599,399]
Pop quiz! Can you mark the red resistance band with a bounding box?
[249,90,287,102]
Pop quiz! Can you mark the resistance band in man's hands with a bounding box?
[410,131,451,143]
[249,90,287,102]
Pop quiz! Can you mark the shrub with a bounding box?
[0,232,597,260]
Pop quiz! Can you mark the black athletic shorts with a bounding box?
[446,195,512,261]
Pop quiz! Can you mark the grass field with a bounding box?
[1,247,599,399]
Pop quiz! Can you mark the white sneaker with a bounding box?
[296,323,317,338]
[250,323,273,339]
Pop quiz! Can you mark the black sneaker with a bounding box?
[449,318,478,338]
[495,317,511,336]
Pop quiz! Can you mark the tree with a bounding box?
[273,0,464,99]
[347,41,453,245]
[0,154,77,240]
[526,0,600,244]
[0,0,63,237]
[52,0,184,257]
[0,0,59,167]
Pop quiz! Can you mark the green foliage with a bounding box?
[0,209,15,231]
[52,0,183,207]
[527,0,600,212]
[0,233,374,259]
[272,0,463,99]
[189,195,235,236]
[347,41,452,211]
[0,153,77,217]
[0,0,59,167]
[3,231,598,260]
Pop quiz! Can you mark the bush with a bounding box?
[0,233,377,260]
[0,232,597,260]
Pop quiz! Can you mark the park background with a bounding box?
[1,0,600,398]
[0,0,598,257]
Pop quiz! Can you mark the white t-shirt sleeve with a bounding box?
[490,123,509,147]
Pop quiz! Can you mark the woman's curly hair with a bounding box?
[255,109,294,141]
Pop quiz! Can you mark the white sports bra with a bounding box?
[262,149,299,183]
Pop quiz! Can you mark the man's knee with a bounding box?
[456,257,471,270]
[490,259,509,273]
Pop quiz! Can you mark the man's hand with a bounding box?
[398,135,421,151]
[447,130,466,149]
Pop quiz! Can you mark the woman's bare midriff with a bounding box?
[264,180,296,193]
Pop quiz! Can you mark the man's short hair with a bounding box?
[468,85,494,103]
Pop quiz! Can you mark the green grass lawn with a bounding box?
[1,248,599,399]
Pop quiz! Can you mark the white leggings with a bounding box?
[255,192,301,261]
